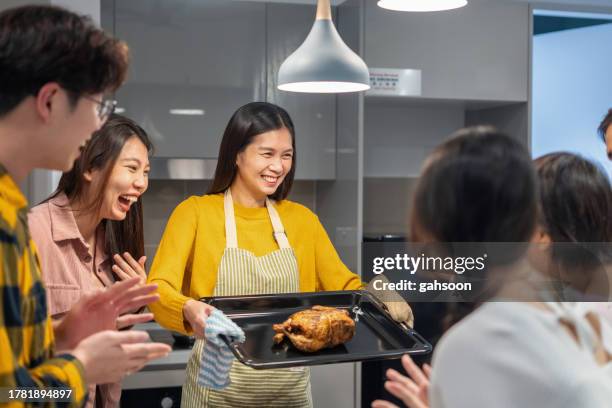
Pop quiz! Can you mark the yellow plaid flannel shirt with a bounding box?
[0,165,86,407]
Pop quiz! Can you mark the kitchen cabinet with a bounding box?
[362,99,527,238]
[363,99,528,179]
[362,0,530,182]
[364,0,529,102]
[112,0,266,159]
[364,100,466,178]
[103,0,336,179]
[266,3,337,180]
[311,363,356,408]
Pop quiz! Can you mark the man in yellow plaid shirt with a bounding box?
[0,5,171,407]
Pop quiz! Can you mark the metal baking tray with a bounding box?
[199,290,432,369]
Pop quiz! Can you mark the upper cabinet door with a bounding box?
[364,0,529,102]
[114,0,266,158]
[266,4,336,180]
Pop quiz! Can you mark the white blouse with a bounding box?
[429,302,612,408]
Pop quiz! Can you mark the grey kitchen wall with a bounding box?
[361,0,531,239]
[465,103,529,146]
[364,101,466,177]
[363,101,465,236]
[362,100,530,236]
[362,177,418,237]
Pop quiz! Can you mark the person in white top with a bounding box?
[532,153,612,333]
[372,128,612,408]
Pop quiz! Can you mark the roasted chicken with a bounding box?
[272,306,355,352]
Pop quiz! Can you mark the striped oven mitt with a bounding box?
[198,309,246,390]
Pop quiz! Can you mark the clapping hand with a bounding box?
[54,277,160,350]
[371,354,431,408]
[72,330,171,385]
[113,252,147,285]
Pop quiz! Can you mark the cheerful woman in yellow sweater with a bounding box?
[147,102,410,407]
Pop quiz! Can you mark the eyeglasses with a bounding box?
[84,95,117,123]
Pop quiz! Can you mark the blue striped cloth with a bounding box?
[198,309,245,389]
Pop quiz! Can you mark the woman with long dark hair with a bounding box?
[531,153,612,332]
[372,128,612,408]
[147,102,412,407]
[532,152,612,300]
[28,113,154,407]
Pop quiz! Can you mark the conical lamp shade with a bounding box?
[278,2,370,93]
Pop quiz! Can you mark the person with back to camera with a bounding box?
[371,127,612,408]
[531,152,612,345]
[147,101,414,407]
[0,5,170,407]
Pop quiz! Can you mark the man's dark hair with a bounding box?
[598,108,612,142]
[0,5,129,117]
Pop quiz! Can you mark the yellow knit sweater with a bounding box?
[147,193,363,334]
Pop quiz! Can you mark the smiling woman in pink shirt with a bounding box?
[28,114,153,408]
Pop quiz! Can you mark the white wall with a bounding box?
[532,20,612,178]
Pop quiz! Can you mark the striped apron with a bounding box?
[181,189,312,408]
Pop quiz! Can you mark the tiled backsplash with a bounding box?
[142,180,317,263]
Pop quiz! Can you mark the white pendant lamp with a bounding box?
[377,0,468,12]
[277,0,370,93]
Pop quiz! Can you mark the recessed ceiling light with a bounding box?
[169,109,205,115]
[377,0,468,12]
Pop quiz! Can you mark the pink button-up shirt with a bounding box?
[28,193,120,408]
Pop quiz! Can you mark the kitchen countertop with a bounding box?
[121,322,193,389]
